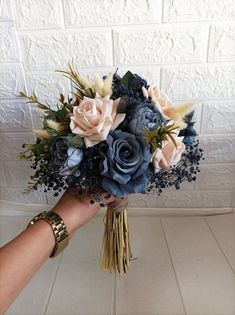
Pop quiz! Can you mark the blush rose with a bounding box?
[151,136,185,171]
[70,94,125,148]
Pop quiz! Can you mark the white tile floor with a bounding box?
[1,212,235,315]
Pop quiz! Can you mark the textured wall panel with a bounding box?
[0,64,26,98]
[0,0,13,20]
[201,101,235,134]
[0,188,47,204]
[26,72,72,105]
[2,161,33,187]
[0,21,20,62]
[64,0,162,26]
[0,163,7,187]
[195,164,235,191]
[161,66,235,100]
[114,25,208,65]
[156,190,234,208]
[0,132,35,160]
[30,106,44,129]
[164,0,235,22]
[200,135,235,164]
[0,102,33,131]
[13,0,64,29]
[19,30,112,70]
[209,23,235,62]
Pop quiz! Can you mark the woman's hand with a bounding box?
[52,188,117,237]
[0,188,116,314]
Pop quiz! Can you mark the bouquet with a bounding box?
[19,65,203,274]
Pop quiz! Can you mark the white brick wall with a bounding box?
[0,0,234,208]
[114,25,208,65]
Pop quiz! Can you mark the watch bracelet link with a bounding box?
[26,210,69,257]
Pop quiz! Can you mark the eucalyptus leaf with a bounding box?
[68,135,85,148]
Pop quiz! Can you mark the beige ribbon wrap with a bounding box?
[107,197,128,212]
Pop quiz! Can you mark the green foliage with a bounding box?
[120,71,135,90]
[19,138,50,161]
[144,124,180,151]
[19,91,72,123]
[19,91,50,110]
[33,138,50,157]
[59,93,73,111]
[67,135,85,148]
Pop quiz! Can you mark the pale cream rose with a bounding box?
[142,86,172,118]
[151,136,185,172]
[142,86,193,130]
[70,94,125,148]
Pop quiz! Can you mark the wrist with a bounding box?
[52,194,100,233]
[26,210,69,257]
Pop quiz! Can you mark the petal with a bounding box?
[111,113,126,130]
[101,177,126,197]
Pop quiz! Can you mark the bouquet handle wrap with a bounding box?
[100,197,132,275]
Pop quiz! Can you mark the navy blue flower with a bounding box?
[179,122,197,146]
[111,71,148,100]
[128,102,167,136]
[50,136,67,169]
[118,97,167,137]
[101,130,151,197]
[50,136,83,176]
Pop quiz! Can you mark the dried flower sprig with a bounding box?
[57,64,113,101]
[19,91,50,110]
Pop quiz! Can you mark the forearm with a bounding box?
[0,194,102,314]
[0,220,55,313]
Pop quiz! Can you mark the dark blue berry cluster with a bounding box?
[148,140,204,195]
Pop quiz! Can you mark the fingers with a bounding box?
[59,186,118,209]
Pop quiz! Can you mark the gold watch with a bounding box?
[26,210,69,257]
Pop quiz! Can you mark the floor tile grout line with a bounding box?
[203,217,235,275]
[42,253,64,315]
[160,218,188,315]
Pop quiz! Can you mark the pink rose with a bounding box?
[142,86,193,130]
[70,94,125,148]
[151,136,185,171]
[142,86,172,119]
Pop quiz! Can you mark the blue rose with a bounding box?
[101,130,151,197]
[50,136,83,176]
[128,102,167,136]
[59,147,83,176]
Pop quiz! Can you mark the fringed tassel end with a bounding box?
[100,197,131,275]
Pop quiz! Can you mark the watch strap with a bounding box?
[26,210,69,257]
